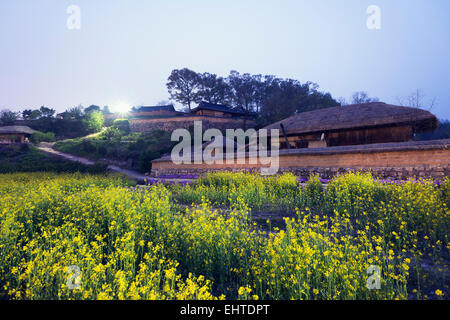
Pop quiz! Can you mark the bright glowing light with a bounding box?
[112,102,131,113]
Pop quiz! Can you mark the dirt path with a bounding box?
[37,143,149,182]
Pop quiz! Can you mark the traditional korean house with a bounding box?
[0,126,37,144]
[129,102,256,132]
[151,101,448,180]
[191,102,256,119]
[264,102,438,149]
[130,105,182,117]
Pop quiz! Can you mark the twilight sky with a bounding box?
[1,0,449,119]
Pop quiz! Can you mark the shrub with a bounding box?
[104,127,122,143]
[304,174,323,210]
[82,139,97,153]
[0,145,22,159]
[82,111,104,133]
[441,178,450,208]
[31,131,56,144]
[138,149,162,173]
[97,145,108,157]
[324,172,387,220]
[103,118,115,127]
[113,119,131,135]
[0,110,19,125]
[171,172,305,211]
[0,147,109,174]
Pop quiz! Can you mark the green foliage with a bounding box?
[0,110,19,125]
[39,106,55,118]
[0,176,214,300]
[138,149,161,173]
[0,145,108,174]
[0,144,25,160]
[112,119,131,134]
[63,106,84,120]
[418,119,450,140]
[26,108,105,140]
[172,172,305,211]
[85,105,101,114]
[103,127,122,143]
[440,178,450,209]
[103,118,115,127]
[304,174,323,210]
[0,172,447,300]
[26,118,86,140]
[22,109,41,120]
[31,131,56,144]
[82,111,104,133]
[324,172,387,219]
[172,171,449,247]
[54,129,175,173]
[166,68,339,120]
[167,68,202,110]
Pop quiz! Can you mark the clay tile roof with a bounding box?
[264,102,438,135]
[191,102,256,116]
[137,105,175,112]
[0,126,38,135]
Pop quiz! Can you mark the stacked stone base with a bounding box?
[151,139,450,181]
[131,116,255,132]
[151,166,449,181]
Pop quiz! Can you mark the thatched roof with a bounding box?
[264,102,438,135]
[0,126,38,135]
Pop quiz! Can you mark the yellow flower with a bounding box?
[435,289,444,297]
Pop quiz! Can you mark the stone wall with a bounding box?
[151,139,450,181]
[130,116,255,132]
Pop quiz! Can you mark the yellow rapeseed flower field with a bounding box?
[0,172,448,300]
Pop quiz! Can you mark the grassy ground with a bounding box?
[53,128,175,173]
[0,144,108,174]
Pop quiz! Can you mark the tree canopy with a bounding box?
[39,106,56,118]
[0,110,19,125]
[167,68,202,111]
[82,111,104,133]
[166,68,340,126]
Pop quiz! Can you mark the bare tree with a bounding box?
[396,89,438,141]
[337,97,348,106]
[351,91,379,104]
[156,100,172,106]
[396,89,436,111]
